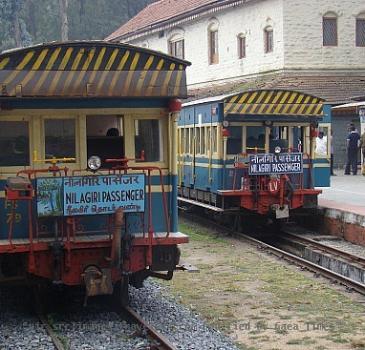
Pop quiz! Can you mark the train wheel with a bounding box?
[113,275,129,308]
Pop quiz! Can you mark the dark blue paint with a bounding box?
[0,97,169,110]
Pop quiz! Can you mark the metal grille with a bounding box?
[209,30,219,64]
[264,28,273,53]
[323,18,338,46]
[238,36,246,58]
[356,19,365,47]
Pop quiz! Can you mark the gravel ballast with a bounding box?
[130,280,240,350]
[0,287,54,350]
[0,280,239,350]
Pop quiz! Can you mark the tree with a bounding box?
[59,0,68,41]
[0,0,154,52]
[0,0,31,50]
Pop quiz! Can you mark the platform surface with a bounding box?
[318,170,365,216]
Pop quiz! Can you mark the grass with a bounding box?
[160,218,365,349]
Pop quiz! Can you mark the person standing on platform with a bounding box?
[330,130,335,175]
[360,130,365,175]
[345,126,360,175]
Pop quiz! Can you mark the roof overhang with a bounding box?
[107,0,251,42]
[223,90,325,118]
[0,41,191,99]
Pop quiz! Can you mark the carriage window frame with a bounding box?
[133,117,164,163]
[42,117,77,163]
[201,127,206,155]
[212,125,218,154]
[0,116,32,169]
[245,125,266,154]
[189,127,194,155]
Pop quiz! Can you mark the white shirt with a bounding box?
[315,136,327,156]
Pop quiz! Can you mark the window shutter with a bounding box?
[209,30,219,64]
[323,17,338,46]
[356,19,365,47]
[238,36,246,58]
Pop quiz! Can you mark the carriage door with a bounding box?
[313,124,331,187]
[181,108,194,186]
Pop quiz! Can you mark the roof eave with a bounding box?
[107,0,249,42]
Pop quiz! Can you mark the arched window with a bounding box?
[168,31,185,59]
[264,26,273,53]
[208,19,219,64]
[237,33,246,59]
[323,12,338,46]
[356,13,365,47]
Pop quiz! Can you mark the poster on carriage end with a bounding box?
[63,174,146,216]
[249,153,303,175]
[37,178,64,217]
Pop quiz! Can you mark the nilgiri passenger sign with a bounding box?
[248,153,303,175]
[37,174,145,216]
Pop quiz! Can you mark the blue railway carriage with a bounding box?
[0,41,190,304]
[178,89,331,221]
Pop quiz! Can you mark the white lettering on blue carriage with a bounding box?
[63,174,145,216]
[248,153,303,175]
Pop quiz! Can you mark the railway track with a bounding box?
[123,305,178,350]
[182,213,365,295]
[280,227,365,268]
[33,290,177,350]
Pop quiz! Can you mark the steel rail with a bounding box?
[37,312,66,350]
[237,231,365,296]
[280,229,365,268]
[123,306,177,350]
[180,213,365,295]
[32,289,67,350]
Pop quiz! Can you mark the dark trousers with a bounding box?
[330,154,334,175]
[345,148,358,175]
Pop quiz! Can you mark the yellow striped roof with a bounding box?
[224,89,325,116]
[0,41,190,98]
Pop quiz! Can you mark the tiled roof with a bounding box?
[186,72,365,105]
[106,0,229,41]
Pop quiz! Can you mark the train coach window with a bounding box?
[0,121,30,166]
[86,115,124,167]
[196,127,201,154]
[227,126,242,154]
[135,119,162,162]
[201,127,206,154]
[292,126,305,152]
[212,126,218,153]
[269,126,289,153]
[246,126,266,153]
[45,119,75,160]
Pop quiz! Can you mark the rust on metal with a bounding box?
[82,266,113,297]
[111,208,124,268]
[123,305,178,350]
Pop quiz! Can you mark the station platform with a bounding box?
[317,170,365,245]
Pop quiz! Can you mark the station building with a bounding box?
[107,0,365,169]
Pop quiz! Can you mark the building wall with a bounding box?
[128,0,285,87]
[283,0,365,69]
[124,0,365,88]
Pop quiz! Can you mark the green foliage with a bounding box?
[0,0,153,51]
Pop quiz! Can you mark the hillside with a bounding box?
[0,0,153,52]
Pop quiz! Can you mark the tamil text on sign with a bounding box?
[36,174,145,216]
[249,153,303,175]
